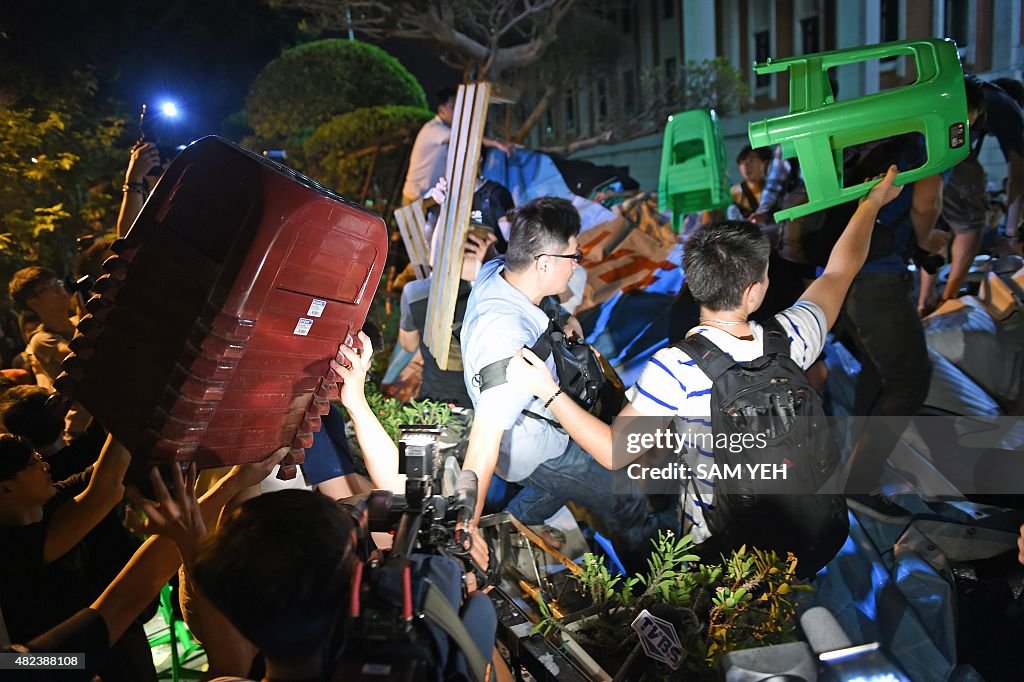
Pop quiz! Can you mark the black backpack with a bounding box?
[678,318,848,578]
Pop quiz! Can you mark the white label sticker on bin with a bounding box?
[307,299,327,317]
[293,318,313,336]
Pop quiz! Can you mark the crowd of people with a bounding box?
[1,75,1023,681]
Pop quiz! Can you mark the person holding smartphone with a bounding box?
[399,230,498,407]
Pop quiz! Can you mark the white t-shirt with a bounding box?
[626,300,827,543]
[402,116,451,201]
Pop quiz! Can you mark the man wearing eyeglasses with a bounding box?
[460,197,667,568]
[8,266,91,436]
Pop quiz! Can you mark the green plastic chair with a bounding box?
[148,583,204,681]
[747,38,969,222]
[658,109,732,233]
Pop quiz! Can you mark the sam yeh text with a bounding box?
[626,462,788,481]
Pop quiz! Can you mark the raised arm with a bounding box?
[44,434,131,563]
[331,331,404,492]
[116,142,160,237]
[90,450,285,648]
[799,166,903,330]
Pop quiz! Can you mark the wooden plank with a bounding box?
[394,199,431,279]
[424,82,492,370]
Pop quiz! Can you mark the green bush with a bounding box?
[303,105,433,199]
[246,40,427,146]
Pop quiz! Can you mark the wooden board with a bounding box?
[394,198,431,279]
[424,82,492,370]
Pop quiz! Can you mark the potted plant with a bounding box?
[535,532,810,680]
[360,384,456,444]
[341,385,471,479]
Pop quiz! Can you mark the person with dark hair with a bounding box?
[992,77,1024,107]
[460,196,668,566]
[920,74,1024,311]
[1,385,64,446]
[183,487,498,681]
[0,384,106,481]
[670,140,814,345]
[8,265,91,435]
[504,169,904,566]
[0,432,154,681]
[4,451,288,681]
[401,86,514,205]
[187,490,354,678]
[728,145,772,220]
[399,230,499,408]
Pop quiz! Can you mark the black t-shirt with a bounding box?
[969,75,1024,160]
[410,281,474,408]
[0,469,139,644]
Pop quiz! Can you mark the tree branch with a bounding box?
[538,129,615,156]
[514,84,558,142]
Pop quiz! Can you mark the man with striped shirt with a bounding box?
[507,166,903,552]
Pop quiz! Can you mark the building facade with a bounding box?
[528,0,1023,191]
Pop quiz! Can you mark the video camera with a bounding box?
[364,426,477,556]
[330,425,494,682]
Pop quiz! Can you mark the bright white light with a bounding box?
[160,101,179,117]
[30,157,38,164]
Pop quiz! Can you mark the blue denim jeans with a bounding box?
[506,439,678,557]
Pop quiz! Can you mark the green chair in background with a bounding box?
[658,109,732,233]
[748,37,969,222]
[148,582,204,681]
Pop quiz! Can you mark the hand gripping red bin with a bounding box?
[52,136,388,479]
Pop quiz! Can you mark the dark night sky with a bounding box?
[1,0,457,144]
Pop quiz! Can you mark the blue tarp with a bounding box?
[482,149,572,206]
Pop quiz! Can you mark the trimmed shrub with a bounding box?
[246,40,427,146]
[303,105,433,201]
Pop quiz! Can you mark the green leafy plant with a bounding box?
[538,532,807,679]
[0,71,125,280]
[363,384,453,444]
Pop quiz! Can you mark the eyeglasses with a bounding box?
[534,249,583,264]
[16,452,47,475]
